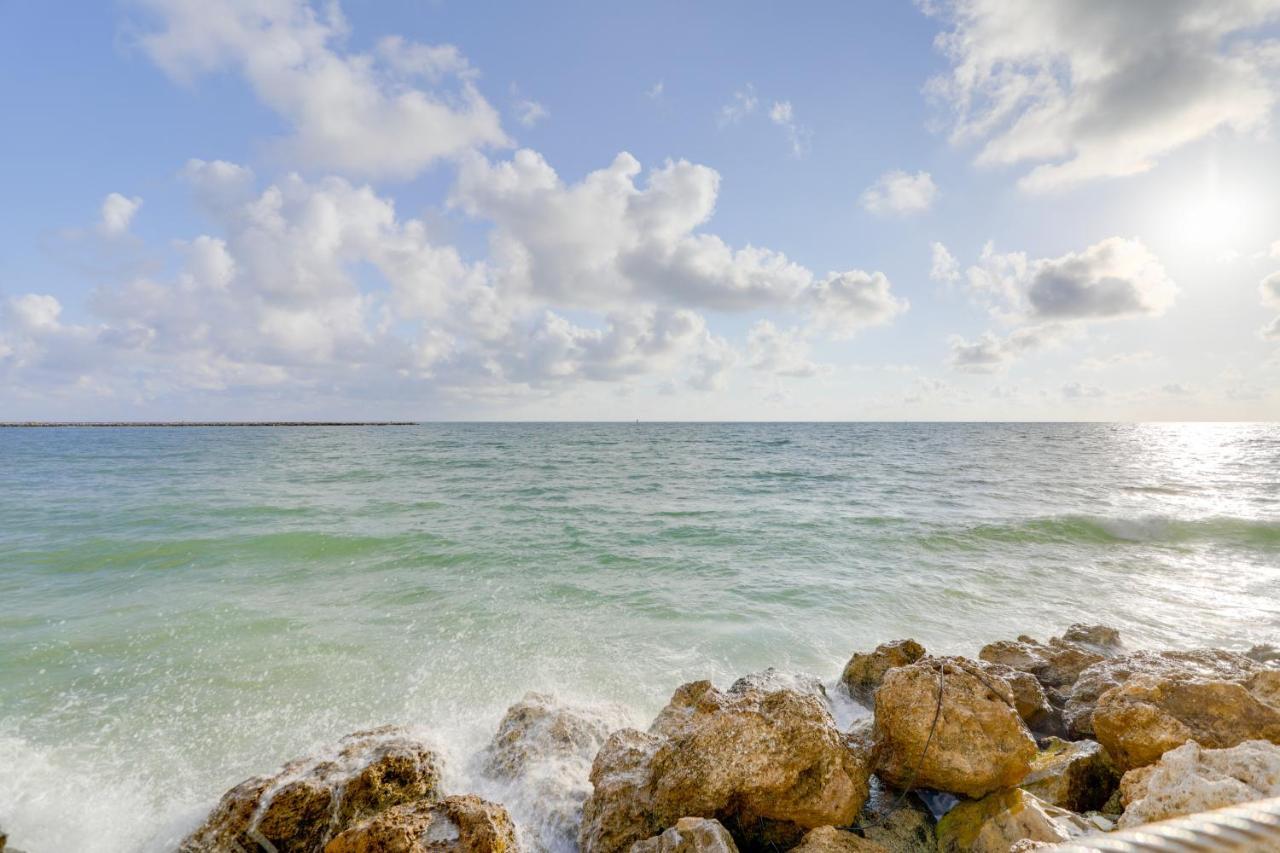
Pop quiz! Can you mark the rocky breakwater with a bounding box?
[179,623,1280,853]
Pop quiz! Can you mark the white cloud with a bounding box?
[860,170,937,216]
[769,100,811,157]
[1024,238,1176,320]
[946,237,1174,371]
[514,98,548,127]
[1262,270,1280,338]
[966,237,1176,322]
[100,193,142,235]
[1062,381,1105,400]
[5,148,904,406]
[718,84,759,125]
[647,81,664,101]
[925,0,1280,191]
[930,241,960,283]
[947,326,1051,373]
[136,0,508,179]
[746,320,824,378]
[451,149,905,329]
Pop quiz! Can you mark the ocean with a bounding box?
[1,422,1278,851]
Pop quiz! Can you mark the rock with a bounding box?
[979,636,1105,691]
[1063,648,1260,737]
[1019,738,1119,813]
[1092,673,1280,771]
[935,789,1092,853]
[1246,643,1280,664]
[1008,842,1053,852]
[873,657,1037,798]
[1061,624,1122,651]
[480,693,621,851]
[483,692,615,780]
[1116,739,1280,829]
[979,662,1058,734]
[0,828,6,851]
[324,794,518,853]
[630,818,739,853]
[578,678,872,853]
[840,640,925,703]
[857,800,934,853]
[786,826,889,853]
[180,726,443,853]
[730,668,828,701]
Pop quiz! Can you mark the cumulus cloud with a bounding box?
[946,237,1174,371]
[924,0,1280,191]
[1062,381,1105,400]
[136,0,507,179]
[861,170,937,216]
[5,148,903,406]
[452,148,905,329]
[745,320,824,378]
[930,241,960,283]
[1262,270,1280,338]
[947,326,1052,373]
[99,193,142,235]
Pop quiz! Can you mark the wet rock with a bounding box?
[979,662,1058,734]
[787,826,888,853]
[480,693,621,851]
[840,640,925,703]
[873,657,1036,798]
[935,789,1092,853]
[979,636,1105,691]
[1092,673,1280,771]
[1019,737,1119,813]
[579,678,872,853]
[1064,648,1260,737]
[0,827,6,852]
[324,794,518,853]
[856,796,934,853]
[630,818,739,853]
[1061,624,1122,651]
[1116,739,1280,829]
[730,668,828,701]
[180,726,442,853]
[1246,643,1280,664]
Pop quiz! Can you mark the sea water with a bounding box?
[1,422,1278,851]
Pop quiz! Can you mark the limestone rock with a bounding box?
[1092,673,1280,771]
[1246,643,1280,664]
[786,826,888,853]
[979,636,1105,691]
[180,726,443,853]
[873,657,1036,798]
[979,662,1058,734]
[730,668,828,701]
[480,693,622,851]
[1019,738,1119,813]
[935,789,1092,853]
[1116,739,1280,829]
[630,818,738,853]
[578,678,872,853]
[1064,648,1259,737]
[1061,624,1122,651]
[324,795,518,853]
[856,798,934,853]
[840,640,925,703]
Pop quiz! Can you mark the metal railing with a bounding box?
[1049,796,1280,852]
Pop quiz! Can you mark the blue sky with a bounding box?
[2,0,1280,420]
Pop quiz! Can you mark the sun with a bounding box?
[1159,165,1264,255]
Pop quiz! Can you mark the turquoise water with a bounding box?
[2,422,1279,851]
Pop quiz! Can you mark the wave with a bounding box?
[952,515,1280,548]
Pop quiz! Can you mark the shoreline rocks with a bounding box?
[1116,739,1280,828]
[180,623,1280,853]
[873,657,1037,798]
[579,678,871,853]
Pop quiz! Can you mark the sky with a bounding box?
[2,0,1280,421]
